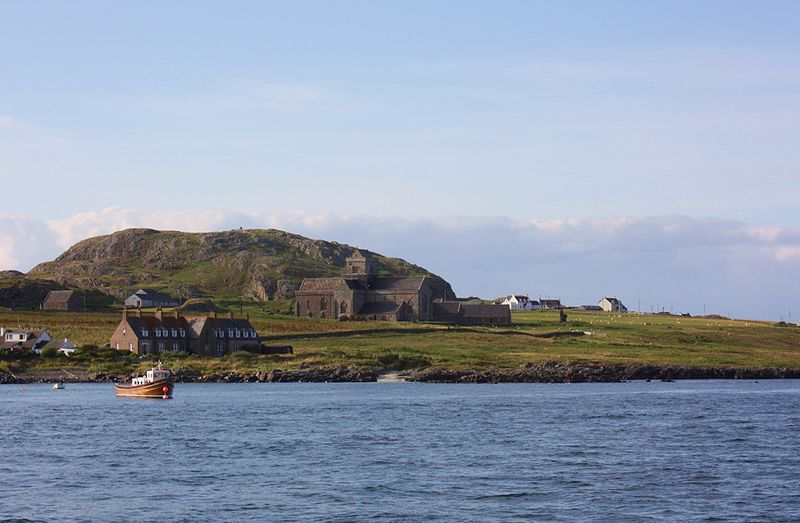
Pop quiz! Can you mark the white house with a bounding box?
[499,294,539,310]
[599,297,628,313]
[0,327,53,353]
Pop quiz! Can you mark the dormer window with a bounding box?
[155,330,161,337]
[228,329,234,338]
[141,329,149,337]
[235,330,241,338]
[218,330,224,338]
[179,329,185,337]
[171,329,178,337]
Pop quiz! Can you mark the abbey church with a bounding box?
[295,250,435,321]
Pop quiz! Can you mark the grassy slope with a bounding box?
[2,308,799,376]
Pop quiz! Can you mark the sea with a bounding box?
[1,380,799,522]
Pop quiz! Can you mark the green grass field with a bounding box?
[2,306,799,375]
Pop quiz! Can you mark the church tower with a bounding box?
[345,249,375,276]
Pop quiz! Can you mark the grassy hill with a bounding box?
[26,228,456,304]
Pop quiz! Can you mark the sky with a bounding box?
[1,1,799,320]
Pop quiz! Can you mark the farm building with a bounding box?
[41,290,82,311]
[539,299,563,310]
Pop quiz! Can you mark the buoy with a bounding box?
[162,386,169,393]
[21,388,27,392]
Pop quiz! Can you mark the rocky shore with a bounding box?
[405,362,800,383]
[3,362,800,384]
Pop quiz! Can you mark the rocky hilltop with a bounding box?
[28,228,456,302]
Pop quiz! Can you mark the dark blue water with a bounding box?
[1,381,799,521]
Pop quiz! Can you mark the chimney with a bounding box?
[174,308,180,319]
[155,307,163,320]
[228,311,233,320]
[135,308,142,317]
[122,307,127,320]
[210,311,217,319]
[245,312,250,322]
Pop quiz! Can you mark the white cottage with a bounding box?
[499,294,539,310]
[0,327,53,353]
[599,297,628,313]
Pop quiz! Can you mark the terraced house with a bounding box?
[110,308,260,356]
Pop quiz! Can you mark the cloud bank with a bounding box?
[1,208,798,321]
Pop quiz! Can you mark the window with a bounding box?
[141,329,149,337]
[172,343,179,351]
[142,342,150,352]
[320,298,327,311]
[228,329,234,338]
[122,328,127,336]
[158,342,165,351]
[171,329,178,337]
[179,329,185,337]
[218,330,224,338]
[235,330,241,338]
[155,330,161,337]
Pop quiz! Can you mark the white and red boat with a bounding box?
[115,363,174,399]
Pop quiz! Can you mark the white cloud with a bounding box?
[1,209,799,320]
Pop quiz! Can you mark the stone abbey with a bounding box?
[295,250,435,321]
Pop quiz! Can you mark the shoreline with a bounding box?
[3,362,800,384]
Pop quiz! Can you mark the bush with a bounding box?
[229,350,255,361]
[40,346,60,359]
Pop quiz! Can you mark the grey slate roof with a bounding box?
[42,290,75,305]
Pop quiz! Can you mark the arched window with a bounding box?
[320,297,327,311]
[340,301,347,314]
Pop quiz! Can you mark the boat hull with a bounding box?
[115,378,174,399]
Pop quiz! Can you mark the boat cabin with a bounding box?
[132,366,171,386]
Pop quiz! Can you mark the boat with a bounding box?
[52,383,65,390]
[114,362,174,399]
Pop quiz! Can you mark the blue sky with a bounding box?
[1,1,799,319]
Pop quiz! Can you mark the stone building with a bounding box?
[296,250,435,321]
[41,290,82,311]
[109,307,260,356]
[432,301,511,325]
